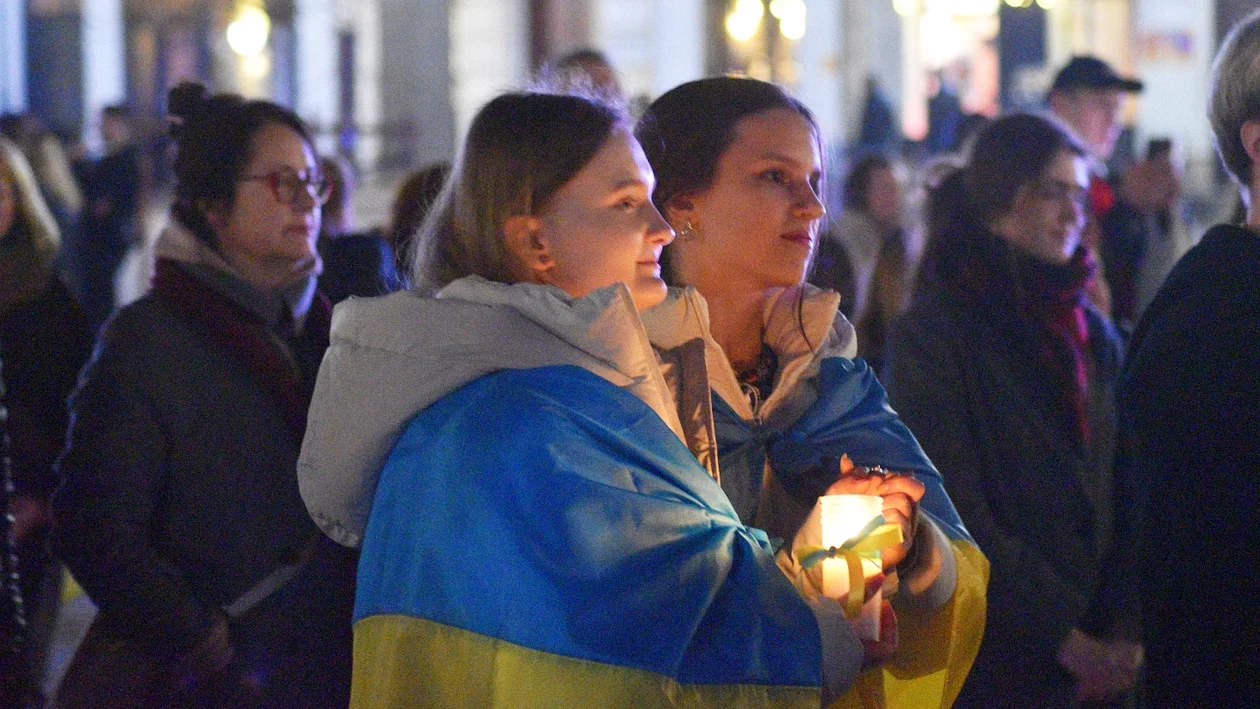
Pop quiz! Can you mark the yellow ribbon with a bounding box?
[798,517,904,617]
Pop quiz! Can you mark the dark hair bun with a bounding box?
[167,82,208,136]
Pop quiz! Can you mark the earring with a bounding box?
[677,221,697,242]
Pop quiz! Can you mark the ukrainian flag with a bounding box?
[715,356,989,709]
[352,365,827,708]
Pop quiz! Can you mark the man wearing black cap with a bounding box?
[1049,55,1179,332]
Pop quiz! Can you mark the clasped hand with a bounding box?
[824,454,925,570]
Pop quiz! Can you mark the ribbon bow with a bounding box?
[797,515,904,617]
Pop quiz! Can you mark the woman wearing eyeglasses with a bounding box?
[52,83,356,709]
[883,114,1142,707]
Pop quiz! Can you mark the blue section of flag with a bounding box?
[355,365,823,688]
[714,356,975,543]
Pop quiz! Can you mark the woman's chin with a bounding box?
[631,277,668,311]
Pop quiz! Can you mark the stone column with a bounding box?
[377,0,458,168]
[450,0,529,146]
[348,0,383,171]
[795,0,843,142]
[649,0,705,97]
[295,0,340,153]
[81,0,126,149]
[0,0,25,112]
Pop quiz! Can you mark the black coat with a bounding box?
[1119,223,1260,705]
[0,277,92,704]
[1,348,24,707]
[1,278,92,505]
[885,273,1137,708]
[53,262,355,707]
[316,230,402,305]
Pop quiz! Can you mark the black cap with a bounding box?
[1050,56,1144,93]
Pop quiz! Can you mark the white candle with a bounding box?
[818,494,885,640]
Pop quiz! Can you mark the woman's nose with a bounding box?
[794,185,826,221]
[645,204,675,245]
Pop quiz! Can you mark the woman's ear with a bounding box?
[502,214,552,277]
[1241,119,1260,169]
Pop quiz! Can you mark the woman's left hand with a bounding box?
[826,454,925,569]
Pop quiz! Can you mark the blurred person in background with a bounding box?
[385,162,449,284]
[925,70,963,156]
[0,114,84,293]
[315,155,400,304]
[1048,56,1179,333]
[855,77,900,159]
[638,76,989,709]
[541,47,624,102]
[885,114,1142,707]
[0,137,93,707]
[832,156,911,372]
[77,105,144,330]
[1120,10,1260,704]
[52,83,355,708]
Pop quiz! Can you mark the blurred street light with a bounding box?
[726,0,765,42]
[226,0,271,57]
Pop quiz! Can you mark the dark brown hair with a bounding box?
[389,162,450,278]
[167,82,316,248]
[920,113,1086,288]
[842,155,893,213]
[635,77,822,286]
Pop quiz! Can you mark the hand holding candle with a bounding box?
[828,454,924,569]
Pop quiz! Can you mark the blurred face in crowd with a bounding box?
[866,165,901,227]
[520,126,675,311]
[0,167,15,238]
[994,148,1089,265]
[211,123,323,287]
[1052,88,1123,162]
[667,108,825,291]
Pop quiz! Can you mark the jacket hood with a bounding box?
[298,276,692,547]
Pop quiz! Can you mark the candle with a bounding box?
[818,494,885,639]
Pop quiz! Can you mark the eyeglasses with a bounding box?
[239,167,332,206]
[1031,181,1088,210]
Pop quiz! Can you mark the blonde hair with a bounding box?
[0,136,60,255]
[411,91,626,292]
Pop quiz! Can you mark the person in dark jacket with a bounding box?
[77,105,144,330]
[0,136,94,707]
[884,114,1142,707]
[1120,11,1260,704]
[52,83,356,709]
[314,154,400,304]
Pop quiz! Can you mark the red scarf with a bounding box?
[951,235,1096,445]
[151,258,332,444]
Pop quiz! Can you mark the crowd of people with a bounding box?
[1,13,1258,709]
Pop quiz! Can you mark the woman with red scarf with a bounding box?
[884,114,1141,708]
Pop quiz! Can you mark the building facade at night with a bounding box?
[0,0,1244,191]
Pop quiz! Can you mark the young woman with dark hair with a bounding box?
[636,76,988,709]
[298,89,873,707]
[885,113,1142,707]
[52,83,356,708]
